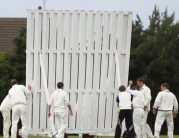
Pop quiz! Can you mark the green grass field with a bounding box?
[1,135,179,138]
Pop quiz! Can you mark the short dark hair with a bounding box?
[118,85,126,92]
[57,82,64,88]
[137,77,144,83]
[161,83,169,89]
[11,79,18,86]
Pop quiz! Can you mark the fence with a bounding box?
[26,10,132,136]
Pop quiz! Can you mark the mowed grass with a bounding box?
[0,135,179,138]
[97,136,179,138]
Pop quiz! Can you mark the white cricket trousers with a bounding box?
[154,111,173,138]
[1,110,11,138]
[11,104,28,138]
[133,108,146,138]
[144,110,154,137]
[55,111,67,138]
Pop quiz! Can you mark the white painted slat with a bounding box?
[48,11,56,91]
[47,11,57,131]
[40,11,50,130]
[98,12,108,129]
[76,11,86,129]
[91,12,101,129]
[116,12,123,86]
[63,11,71,89]
[32,11,41,130]
[69,11,79,129]
[110,13,123,129]
[101,12,113,129]
[105,12,117,129]
[63,11,72,128]
[35,12,46,131]
[39,53,55,134]
[26,11,34,129]
[83,11,93,129]
[123,13,133,85]
[56,11,64,85]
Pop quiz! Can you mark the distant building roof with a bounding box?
[0,18,27,52]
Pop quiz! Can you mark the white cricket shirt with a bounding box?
[48,89,70,112]
[140,84,151,111]
[153,89,178,113]
[126,86,144,109]
[8,84,31,106]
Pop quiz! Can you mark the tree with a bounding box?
[0,27,26,135]
[129,6,179,134]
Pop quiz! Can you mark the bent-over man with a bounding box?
[8,79,31,138]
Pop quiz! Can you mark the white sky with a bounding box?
[0,0,179,28]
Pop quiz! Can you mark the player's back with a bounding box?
[50,89,69,112]
[9,85,29,106]
[132,90,144,109]
[118,92,131,109]
[158,91,176,110]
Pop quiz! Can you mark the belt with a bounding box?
[158,109,172,112]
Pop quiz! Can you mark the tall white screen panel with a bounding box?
[26,10,132,135]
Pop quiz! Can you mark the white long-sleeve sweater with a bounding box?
[140,84,151,111]
[153,89,178,113]
[8,84,31,106]
[126,86,144,109]
[48,89,70,112]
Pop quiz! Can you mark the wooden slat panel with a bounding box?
[26,10,132,135]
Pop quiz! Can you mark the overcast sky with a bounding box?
[0,0,179,27]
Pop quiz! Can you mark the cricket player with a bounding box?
[153,83,178,138]
[115,85,134,138]
[127,82,146,138]
[136,77,154,137]
[0,95,11,138]
[8,79,32,138]
[48,82,73,138]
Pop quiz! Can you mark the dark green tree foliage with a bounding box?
[0,27,26,135]
[5,27,26,84]
[129,15,146,79]
[129,6,179,134]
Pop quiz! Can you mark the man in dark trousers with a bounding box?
[115,85,134,138]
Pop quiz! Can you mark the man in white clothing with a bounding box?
[153,83,178,138]
[0,95,11,138]
[8,79,31,138]
[137,77,154,138]
[48,82,73,138]
[127,81,146,138]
